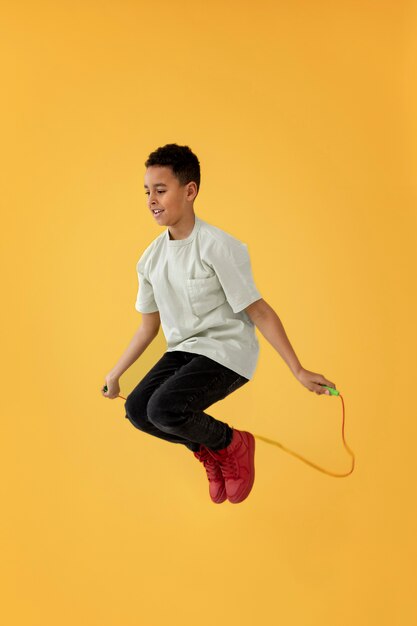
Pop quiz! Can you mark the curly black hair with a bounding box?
[144,143,201,195]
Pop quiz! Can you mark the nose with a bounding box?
[148,191,158,205]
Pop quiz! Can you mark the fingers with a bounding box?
[101,385,112,398]
[316,382,332,395]
[317,380,338,395]
[101,386,119,399]
[319,380,336,390]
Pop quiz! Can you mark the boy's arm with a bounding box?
[245,299,302,375]
[245,299,335,395]
[107,312,161,381]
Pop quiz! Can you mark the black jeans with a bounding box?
[124,350,249,452]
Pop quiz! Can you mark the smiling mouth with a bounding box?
[152,209,164,216]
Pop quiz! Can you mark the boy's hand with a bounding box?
[101,375,121,399]
[295,367,336,395]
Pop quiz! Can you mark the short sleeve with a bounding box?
[210,239,262,314]
[135,254,159,313]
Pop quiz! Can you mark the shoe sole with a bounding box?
[228,432,255,504]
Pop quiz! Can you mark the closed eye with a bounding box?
[145,191,165,195]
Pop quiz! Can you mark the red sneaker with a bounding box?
[193,445,227,504]
[207,428,255,503]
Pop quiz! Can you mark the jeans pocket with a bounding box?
[181,371,229,411]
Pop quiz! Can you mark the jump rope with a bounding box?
[102,382,355,477]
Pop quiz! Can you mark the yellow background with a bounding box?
[1,1,416,624]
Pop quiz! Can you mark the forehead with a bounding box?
[144,166,176,187]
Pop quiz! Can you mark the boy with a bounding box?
[102,143,336,504]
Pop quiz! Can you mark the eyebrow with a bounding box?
[144,183,168,188]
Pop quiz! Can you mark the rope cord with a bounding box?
[107,389,354,477]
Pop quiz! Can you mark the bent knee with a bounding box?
[124,395,148,429]
[146,392,173,427]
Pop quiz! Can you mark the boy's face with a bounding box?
[144,165,196,225]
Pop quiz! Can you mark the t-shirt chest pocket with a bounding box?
[186,272,226,317]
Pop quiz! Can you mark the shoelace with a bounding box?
[197,450,223,482]
[217,452,239,480]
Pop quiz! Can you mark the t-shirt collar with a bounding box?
[166,215,202,246]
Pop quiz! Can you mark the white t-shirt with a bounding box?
[135,214,262,380]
